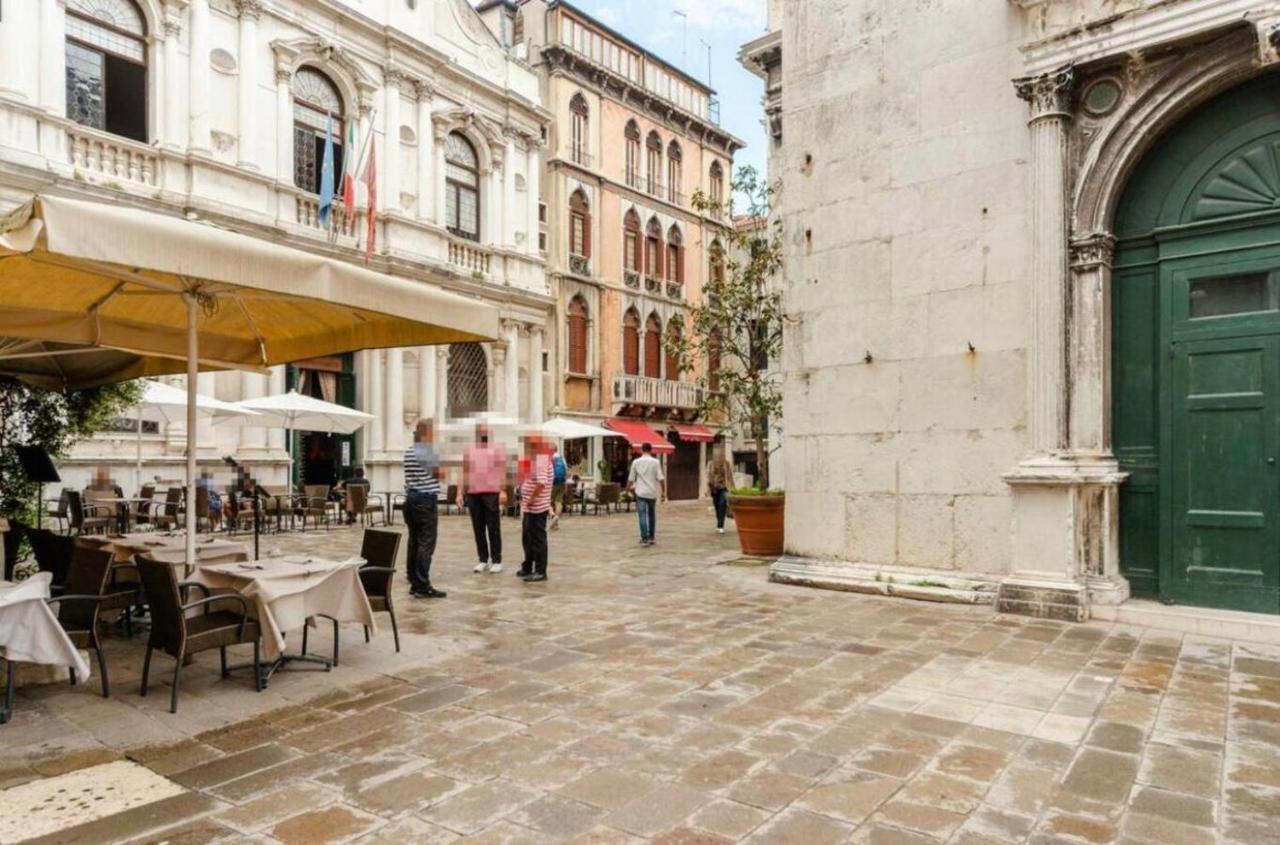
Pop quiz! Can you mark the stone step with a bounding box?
[1091,599,1280,644]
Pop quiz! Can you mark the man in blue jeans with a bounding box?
[626,442,666,545]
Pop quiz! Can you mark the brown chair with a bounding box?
[133,484,156,528]
[152,488,184,530]
[443,484,461,515]
[296,485,334,531]
[136,556,262,713]
[302,529,402,664]
[592,483,621,514]
[67,490,112,535]
[28,528,74,592]
[345,485,385,527]
[44,489,70,531]
[45,544,116,697]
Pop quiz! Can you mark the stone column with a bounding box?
[367,349,385,454]
[433,122,448,228]
[435,346,449,421]
[504,323,521,418]
[415,81,435,222]
[238,371,268,452]
[267,366,286,453]
[416,346,436,421]
[0,0,35,101]
[491,345,507,414]
[525,137,541,258]
[274,67,292,184]
[382,69,402,217]
[236,0,261,168]
[188,0,211,154]
[488,157,505,248]
[529,325,544,423]
[196,373,218,453]
[37,0,67,161]
[503,131,518,248]
[163,14,185,149]
[385,348,404,451]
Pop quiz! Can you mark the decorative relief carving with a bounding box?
[1068,233,1116,270]
[1014,65,1075,118]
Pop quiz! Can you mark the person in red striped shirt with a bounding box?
[518,435,555,582]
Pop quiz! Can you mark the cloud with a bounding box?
[673,0,767,34]
[593,5,623,28]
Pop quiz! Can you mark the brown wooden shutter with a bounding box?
[645,321,661,378]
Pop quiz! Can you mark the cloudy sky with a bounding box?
[560,0,770,180]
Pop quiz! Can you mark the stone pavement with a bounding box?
[1,502,1279,843]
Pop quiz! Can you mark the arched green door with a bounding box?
[1114,73,1280,613]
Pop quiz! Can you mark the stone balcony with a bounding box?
[66,125,159,187]
[613,374,705,414]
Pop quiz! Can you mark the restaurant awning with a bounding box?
[671,423,716,443]
[0,195,499,386]
[604,418,675,455]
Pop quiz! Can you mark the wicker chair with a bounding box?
[45,544,116,697]
[136,555,262,713]
[152,488,184,531]
[592,482,622,514]
[44,489,70,531]
[132,484,156,528]
[67,490,113,535]
[345,485,385,526]
[302,529,402,665]
[27,528,74,592]
[296,485,334,531]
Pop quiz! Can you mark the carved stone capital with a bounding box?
[274,67,292,85]
[164,18,183,38]
[1246,10,1280,65]
[237,0,264,20]
[414,79,435,103]
[1014,65,1075,120]
[1069,233,1117,270]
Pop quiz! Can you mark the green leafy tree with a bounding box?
[0,377,142,523]
[669,166,784,491]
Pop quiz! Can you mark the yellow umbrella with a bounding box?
[0,194,499,568]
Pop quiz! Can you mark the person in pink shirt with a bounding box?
[518,436,554,582]
[458,423,508,574]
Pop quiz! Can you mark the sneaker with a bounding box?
[421,587,447,599]
[489,562,504,574]
[523,573,547,582]
[550,516,560,531]
[517,568,532,577]
[718,528,725,535]
[473,561,490,573]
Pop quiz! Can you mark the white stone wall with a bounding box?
[779,0,1033,572]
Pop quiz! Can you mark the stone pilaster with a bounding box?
[529,326,544,423]
[188,0,211,154]
[236,0,262,168]
[415,81,435,222]
[504,322,521,418]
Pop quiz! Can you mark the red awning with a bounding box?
[605,418,675,455]
[671,423,716,443]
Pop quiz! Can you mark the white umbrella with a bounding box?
[130,380,259,491]
[538,417,620,440]
[215,390,374,485]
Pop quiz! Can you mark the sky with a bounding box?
[554,0,770,180]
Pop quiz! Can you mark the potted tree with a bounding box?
[670,167,786,556]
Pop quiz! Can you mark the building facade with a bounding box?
[0,0,553,492]
[760,0,1280,624]
[480,0,742,498]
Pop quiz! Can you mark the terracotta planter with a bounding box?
[728,494,785,557]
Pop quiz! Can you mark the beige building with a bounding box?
[756,0,1280,630]
[480,0,743,499]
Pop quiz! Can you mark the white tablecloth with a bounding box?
[191,558,374,661]
[83,533,249,566]
[0,573,90,679]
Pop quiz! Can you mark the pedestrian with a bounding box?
[403,419,445,599]
[518,436,554,582]
[627,442,665,546]
[706,446,734,534]
[459,423,507,574]
[550,444,568,530]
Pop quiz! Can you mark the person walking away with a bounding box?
[706,447,734,534]
[519,437,554,582]
[550,444,568,530]
[459,423,507,574]
[404,420,445,598]
[627,443,665,546]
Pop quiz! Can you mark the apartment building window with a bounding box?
[569,190,591,258]
[623,309,641,376]
[623,210,641,273]
[667,141,682,204]
[292,67,345,195]
[445,132,480,241]
[644,314,663,379]
[646,131,662,195]
[665,320,683,381]
[65,0,147,142]
[569,92,589,165]
[645,217,663,279]
[567,296,589,375]
[709,239,725,286]
[666,225,683,284]
[709,161,725,216]
[624,120,640,188]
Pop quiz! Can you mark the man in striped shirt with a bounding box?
[403,419,445,598]
[518,436,554,582]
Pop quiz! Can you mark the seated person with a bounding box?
[337,467,371,524]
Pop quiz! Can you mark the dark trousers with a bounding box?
[403,492,439,592]
[465,492,502,564]
[636,497,657,541]
[521,512,549,575]
[712,488,729,528]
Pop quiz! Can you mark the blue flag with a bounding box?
[318,112,335,227]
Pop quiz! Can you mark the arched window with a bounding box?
[665,320,683,381]
[623,309,641,376]
[65,0,147,142]
[447,342,489,417]
[623,210,642,275]
[569,190,591,258]
[666,225,684,284]
[645,217,663,279]
[567,296,589,375]
[667,141,683,204]
[445,132,481,241]
[709,239,725,286]
[646,131,662,195]
[624,120,641,188]
[709,161,725,217]
[570,92,589,165]
[292,67,345,195]
[644,314,663,379]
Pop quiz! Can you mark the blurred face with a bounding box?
[476,423,490,444]
[415,420,434,443]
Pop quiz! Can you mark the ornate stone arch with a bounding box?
[270,37,378,118]
[431,106,505,171]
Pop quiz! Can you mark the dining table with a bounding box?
[0,573,90,725]
[81,533,250,570]
[190,555,375,682]
[86,497,155,533]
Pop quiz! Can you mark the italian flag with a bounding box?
[342,120,358,220]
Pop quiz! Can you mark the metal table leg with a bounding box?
[1,657,15,725]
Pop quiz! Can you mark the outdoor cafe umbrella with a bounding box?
[0,194,499,570]
[538,417,620,441]
[130,380,259,491]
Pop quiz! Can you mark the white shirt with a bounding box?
[628,455,665,500]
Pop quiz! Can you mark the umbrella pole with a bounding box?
[185,294,198,575]
[136,408,143,495]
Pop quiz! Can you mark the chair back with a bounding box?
[50,489,70,518]
[348,484,368,513]
[162,487,182,517]
[29,528,75,588]
[66,490,86,531]
[304,484,328,500]
[58,545,113,631]
[446,484,459,503]
[598,483,621,506]
[136,555,185,653]
[359,529,401,600]
[134,484,155,521]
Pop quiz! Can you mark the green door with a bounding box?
[1167,334,1280,612]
